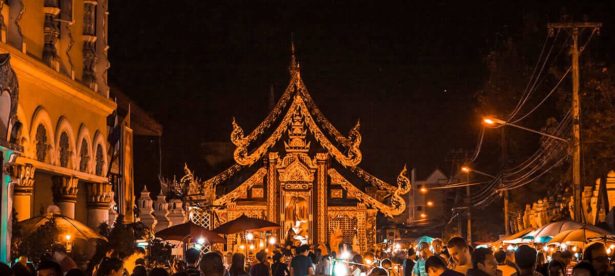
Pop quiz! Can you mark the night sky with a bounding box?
[108,1,615,185]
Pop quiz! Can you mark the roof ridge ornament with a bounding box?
[289,35,300,77]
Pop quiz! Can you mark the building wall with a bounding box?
[0,0,116,227]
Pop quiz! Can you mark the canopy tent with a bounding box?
[492,228,534,246]
[523,221,611,243]
[547,229,615,248]
[156,221,225,244]
[213,214,280,234]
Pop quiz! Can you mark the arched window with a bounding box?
[36,124,48,162]
[79,139,89,172]
[59,132,70,167]
[95,144,104,175]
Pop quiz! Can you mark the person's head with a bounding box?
[425,256,448,276]
[273,253,283,263]
[369,267,389,276]
[536,252,547,266]
[583,243,609,275]
[572,261,597,276]
[559,251,573,266]
[418,242,433,259]
[132,265,147,276]
[37,261,62,276]
[200,252,225,276]
[297,245,310,256]
[230,253,246,273]
[505,249,516,263]
[66,269,85,276]
[381,258,392,269]
[548,260,566,276]
[447,237,470,265]
[97,257,124,276]
[0,262,14,276]
[494,250,507,265]
[407,247,416,259]
[135,258,145,266]
[432,239,443,253]
[150,267,169,276]
[185,248,200,266]
[515,245,537,272]
[472,248,497,276]
[256,250,267,264]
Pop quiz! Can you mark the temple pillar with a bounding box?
[86,182,113,229]
[167,198,186,226]
[315,153,328,245]
[154,194,171,232]
[137,186,156,229]
[10,164,35,221]
[267,152,279,225]
[52,176,78,218]
[43,0,60,70]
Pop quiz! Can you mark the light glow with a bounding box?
[334,261,349,275]
[461,166,471,173]
[268,236,277,245]
[427,201,434,207]
[249,244,255,250]
[420,187,428,194]
[340,251,351,260]
[197,237,206,245]
[65,234,72,241]
[246,232,254,241]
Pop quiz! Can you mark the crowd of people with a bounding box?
[0,236,613,276]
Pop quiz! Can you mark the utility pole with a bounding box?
[547,22,601,223]
[501,127,510,235]
[466,173,472,244]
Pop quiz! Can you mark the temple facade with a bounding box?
[180,48,411,253]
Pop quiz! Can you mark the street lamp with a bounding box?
[420,187,428,194]
[460,166,496,179]
[427,201,434,207]
[420,213,427,219]
[482,116,568,143]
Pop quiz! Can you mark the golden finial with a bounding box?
[289,34,300,76]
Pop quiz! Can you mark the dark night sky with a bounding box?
[108,0,615,184]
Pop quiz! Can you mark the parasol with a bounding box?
[547,228,615,247]
[155,221,225,244]
[213,214,280,234]
[523,220,610,243]
[18,213,107,241]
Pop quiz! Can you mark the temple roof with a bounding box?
[188,47,411,217]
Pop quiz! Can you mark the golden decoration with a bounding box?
[328,168,409,217]
[231,95,362,167]
[213,167,267,206]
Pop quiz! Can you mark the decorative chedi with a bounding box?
[167,198,187,226]
[154,192,171,232]
[137,185,156,229]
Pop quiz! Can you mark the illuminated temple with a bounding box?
[181,47,411,253]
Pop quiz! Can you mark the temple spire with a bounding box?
[289,35,300,76]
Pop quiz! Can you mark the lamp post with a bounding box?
[482,117,568,143]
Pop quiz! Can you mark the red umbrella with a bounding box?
[213,214,280,234]
[155,221,225,244]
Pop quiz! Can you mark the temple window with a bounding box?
[95,144,103,175]
[59,0,73,22]
[83,2,97,36]
[35,124,48,162]
[59,132,70,167]
[79,139,89,172]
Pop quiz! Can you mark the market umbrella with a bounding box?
[156,221,225,244]
[213,214,280,234]
[18,212,106,241]
[547,229,615,247]
[523,221,609,243]
[493,228,535,246]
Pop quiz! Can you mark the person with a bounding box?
[315,253,332,276]
[150,267,170,276]
[95,257,124,276]
[37,261,63,276]
[467,248,498,276]
[547,260,565,276]
[351,254,366,276]
[183,248,200,276]
[403,248,416,276]
[370,267,389,276]
[51,244,78,273]
[582,243,609,276]
[12,255,35,276]
[383,258,400,276]
[494,250,518,276]
[123,247,146,275]
[425,256,463,276]
[413,242,434,276]
[229,253,249,276]
[514,245,541,276]
[446,237,472,275]
[251,250,271,276]
[572,262,596,276]
[0,262,15,276]
[131,265,147,276]
[272,252,290,276]
[291,245,314,276]
[200,251,226,276]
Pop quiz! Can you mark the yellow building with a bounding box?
[0,0,130,262]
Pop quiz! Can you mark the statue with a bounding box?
[329,225,343,254]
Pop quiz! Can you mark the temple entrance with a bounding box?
[283,195,310,246]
